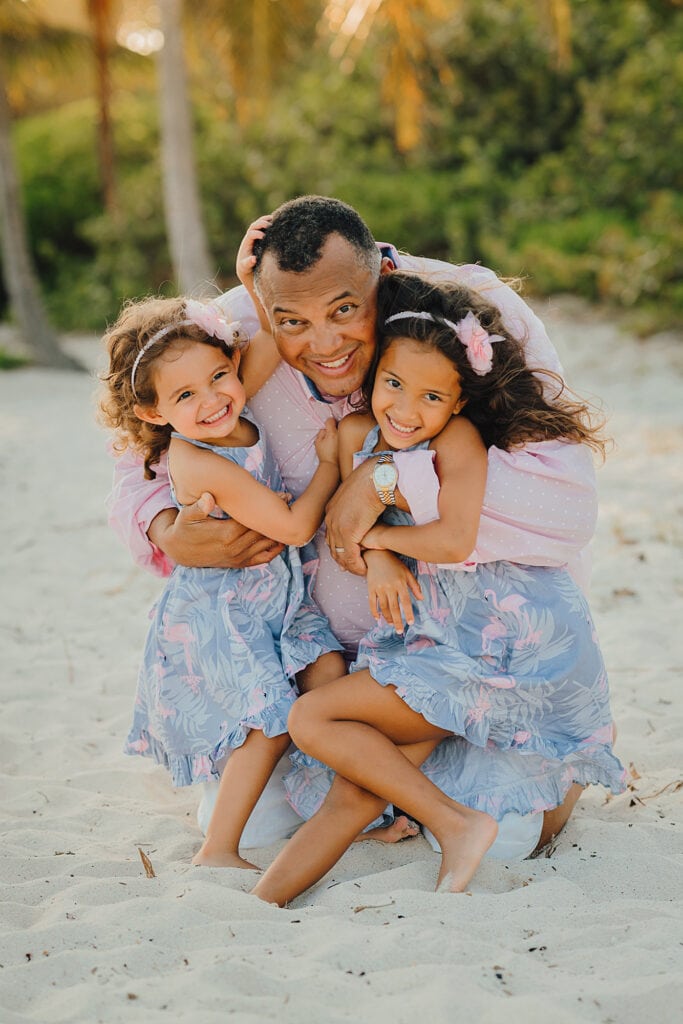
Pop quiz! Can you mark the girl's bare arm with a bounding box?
[362,417,487,564]
[235,215,281,398]
[169,421,339,548]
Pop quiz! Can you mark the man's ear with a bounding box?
[134,403,168,426]
[379,256,395,277]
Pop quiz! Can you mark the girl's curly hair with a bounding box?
[98,296,247,478]
[364,272,607,455]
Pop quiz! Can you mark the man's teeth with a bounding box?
[318,354,350,368]
[203,406,228,424]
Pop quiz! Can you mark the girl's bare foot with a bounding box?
[192,845,261,870]
[360,815,420,844]
[434,808,498,893]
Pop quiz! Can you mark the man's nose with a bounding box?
[308,322,342,356]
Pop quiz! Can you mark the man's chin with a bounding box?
[308,371,364,399]
[313,372,362,395]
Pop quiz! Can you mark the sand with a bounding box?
[1,298,682,1023]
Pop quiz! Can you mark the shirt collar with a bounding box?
[377,241,400,266]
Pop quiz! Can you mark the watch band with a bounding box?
[374,452,398,506]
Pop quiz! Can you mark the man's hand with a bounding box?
[148,493,285,569]
[324,458,387,576]
[365,550,423,635]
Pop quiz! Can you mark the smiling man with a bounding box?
[107,195,593,854]
[252,208,383,398]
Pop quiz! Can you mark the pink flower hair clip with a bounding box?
[183,299,246,347]
[385,309,504,376]
[130,300,247,398]
[452,310,505,376]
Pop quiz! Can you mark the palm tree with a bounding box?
[322,0,573,151]
[186,0,320,125]
[88,0,118,213]
[0,3,81,369]
[156,0,213,294]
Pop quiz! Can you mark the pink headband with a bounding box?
[385,309,504,376]
[131,299,247,398]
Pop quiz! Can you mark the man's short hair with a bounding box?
[253,195,381,280]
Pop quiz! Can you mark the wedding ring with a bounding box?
[334,546,346,553]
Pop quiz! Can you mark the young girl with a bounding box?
[99,294,346,869]
[251,270,626,903]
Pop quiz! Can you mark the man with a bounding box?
[108,196,590,852]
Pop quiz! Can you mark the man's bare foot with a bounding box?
[434,808,498,893]
[192,846,261,870]
[359,815,420,844]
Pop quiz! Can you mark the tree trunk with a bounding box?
[88,0,118,214]
[0,68,81,370]
[156,0,213,295]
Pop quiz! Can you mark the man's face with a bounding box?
[256,234,388,398]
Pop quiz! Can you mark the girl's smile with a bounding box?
[371,337,466,450]
[135,339,247,445]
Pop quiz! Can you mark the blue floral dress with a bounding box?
[285,425,626,823]
[125,412,342,787]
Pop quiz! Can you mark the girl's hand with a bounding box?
[365,550,423,635]
[314,418,339,466]
[236,215,273,286]
[360,524,385,550]
[149,497,285,569]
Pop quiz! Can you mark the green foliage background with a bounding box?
[6,0,683,334]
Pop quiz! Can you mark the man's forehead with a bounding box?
[258,239,375,310]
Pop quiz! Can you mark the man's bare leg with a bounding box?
[251,740,438,906]
[192,730,292,869]
[534,724,618,852]
[534,783,584,853]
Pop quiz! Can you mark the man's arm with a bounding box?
[325,448,439,575]
[106,445,284,575]
[147,496,286,570]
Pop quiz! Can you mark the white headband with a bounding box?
[384,310,504,376]
[130,299,246,398]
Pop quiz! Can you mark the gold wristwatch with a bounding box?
[372,453,398,505]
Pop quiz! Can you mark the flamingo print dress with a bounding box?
[353,426,626,816]
[285,425,625,825]
[125,412,342,788]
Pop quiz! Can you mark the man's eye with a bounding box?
[279,318,303,329]
[335,303,355,316]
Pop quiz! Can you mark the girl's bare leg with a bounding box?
[299,652,419,845]
[360,815,420,843]
[297,651,347,693]
[192,730,292,869]
[252,740,438,906]
[288,671,498,893]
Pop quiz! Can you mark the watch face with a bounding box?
[374,464,398,488]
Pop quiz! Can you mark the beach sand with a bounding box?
[1,299,682,1023]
